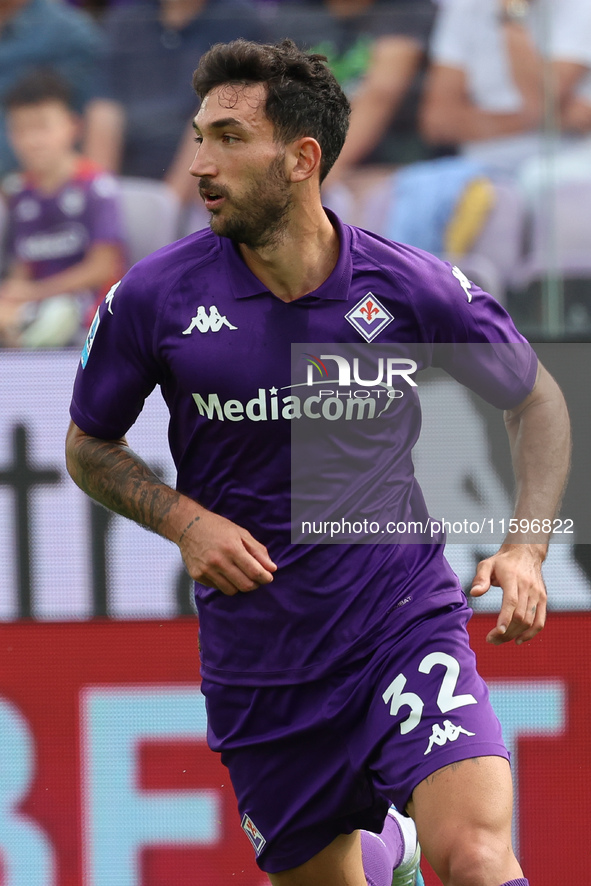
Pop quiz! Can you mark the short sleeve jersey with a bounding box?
[70,211,537,686]
[3,158,125,294]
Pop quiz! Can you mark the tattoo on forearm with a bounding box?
[72,437,181,536]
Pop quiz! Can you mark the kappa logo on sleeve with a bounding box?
[241,813,267,855]
[345,293,394,342]
[105,280,122,315]
[451,266,473,302]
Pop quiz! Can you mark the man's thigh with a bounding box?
[356,601,509,811]
[407,755,521,884]
[408,754,513,841]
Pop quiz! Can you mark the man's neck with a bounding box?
[238,202,340,303]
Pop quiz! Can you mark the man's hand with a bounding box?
[65,421,277,599]
[470,544,547,645]
[471,362,569,647]
[177,507,277,597]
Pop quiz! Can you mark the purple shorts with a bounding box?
[201,599,509,874]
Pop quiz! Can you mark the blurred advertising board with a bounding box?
[0,617,588,886]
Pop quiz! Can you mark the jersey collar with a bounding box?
[221,208,352,301]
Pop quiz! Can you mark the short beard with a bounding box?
[206,152,292,249]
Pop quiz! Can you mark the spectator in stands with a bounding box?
[266,0,437,180]
[85,0,265,195]
[420,0,591,192]
[0,0,106,177]
[0,72,125,348]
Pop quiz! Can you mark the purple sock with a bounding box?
[360,813,404,886]
[500,880,529,886]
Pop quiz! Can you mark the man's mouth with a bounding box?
[200,188,226,210]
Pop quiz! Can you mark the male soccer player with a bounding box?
[66,39,570,886]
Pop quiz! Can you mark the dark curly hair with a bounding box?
[192,39,351,182]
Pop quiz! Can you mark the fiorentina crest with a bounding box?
[345,293,394,342]
[241,813,267,855]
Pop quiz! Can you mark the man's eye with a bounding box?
[222,135,239,144]
[193,136,203,144]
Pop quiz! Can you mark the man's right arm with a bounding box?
[65,420,277,595]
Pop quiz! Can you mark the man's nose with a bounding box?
[189,144,217,178]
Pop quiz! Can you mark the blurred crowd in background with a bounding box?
[1,0,591,348]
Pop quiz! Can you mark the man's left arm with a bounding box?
[470,361,571,645]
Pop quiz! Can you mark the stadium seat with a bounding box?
[439,180,528,305]
[508,179,591,333]
[119,177,182,267]
[513,180,591,289]
[322,166,393,233]
[461,179,528,290]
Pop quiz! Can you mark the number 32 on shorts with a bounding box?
[382,652,477,734]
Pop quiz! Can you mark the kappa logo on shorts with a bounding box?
[241,813,267,855]
[424,719,475,755]
[345,293,394,342]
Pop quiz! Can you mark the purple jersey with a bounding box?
[70,211,537,686]
[4,158,125,293]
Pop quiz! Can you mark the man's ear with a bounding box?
[287,136,322,183]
